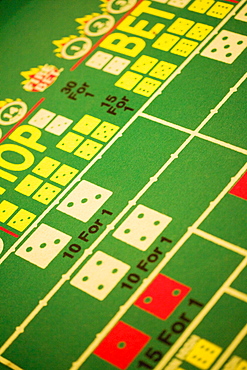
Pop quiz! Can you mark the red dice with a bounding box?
[134,274,191,320]
[93,321,150,369]
[229,172,247,201]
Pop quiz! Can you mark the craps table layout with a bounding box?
[0,1,246,370]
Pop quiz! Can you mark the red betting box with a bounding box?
[93,321,150,369]
[134,274,191,320]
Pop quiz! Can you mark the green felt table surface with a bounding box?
[0,0,246,369]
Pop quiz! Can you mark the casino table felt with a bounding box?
[0,1,246,369]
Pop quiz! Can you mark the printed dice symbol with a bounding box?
[0,200,18,223]
[57,180,112,222]
[201,30,247,64]
[73,114,101,135]
[167,18,195,35]
[186,23,213,41]
[235,4,247,22]
[32,182,61,205]
[133,77,162,97]
[113,204,172,251]
[149,61,177,80]
[74,139,103,160]
[115,71,143,91]
[86,51,113,69]
[236,360,247,370]
[185,338,222,369]
[171,39,198,56]
[32,156,60,178]
[229,172,247,201]
[103,56,131,75]
[152,33,180,51]
[28,108,56,128]
[7,209,36,232]
[168,0,192,8]
[188,0,215,14]
[45,115,73,135]
[70,251,130,300]
[134,274,191,319]
[130,55,158,74]
[50,164,79,186]
[206,2,233,19]
[93,321,150,369]
[91,121,119,142]
[15,223,72,268]
[14,174,43,196]
[56,132,84,153]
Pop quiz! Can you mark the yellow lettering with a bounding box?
[9,125,46,153]
[132,0,175,20]
[117,15,164,39]
[0,144,34,171]
[100,32,145,57]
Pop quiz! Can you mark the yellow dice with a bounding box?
[8,209,36,232]
[91,122,119,142]
[206,1,233,18]
[73,114,101,135]
[0,187,6,195]
[115,71,143,91]
[0,200,18,223]
[32,157,60,178]
[185,338,222,369]
[167,18,195,35]
[152,33,180,51]
[56,132,84,153]
[149,61,177,80]
[130,55,158,74]
[236,360,247,370]
[74,139,103,160]
[188,0,215,13]
[133,77,162,97]
[186,23,213,41]
[50,164,79,186]
[171,38,198,56]
[15,175,43,196]
[33,183,61,205]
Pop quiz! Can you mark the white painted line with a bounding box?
[140,113,247,156]
[0,356,24,370]
[196,133,247,155]
[226,287,247,303]
[194,229,247,256]
[154,258,247,370]
[140,114,193,135]
[210,324,247,370]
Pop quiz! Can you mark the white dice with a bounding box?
[235,4,247,22]
[57,180,113,222]
[70,251,130,300]
[113,204,172,251]
[201,30,247,64]
[103,56,131,75]
[45,115,73,135]
[168,0,191,7]
[15,224,72,268]
[28,108,56,128]
[85,51,113,69]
